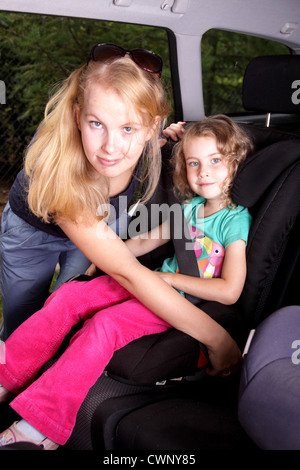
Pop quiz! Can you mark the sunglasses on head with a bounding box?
[89,43,163,77]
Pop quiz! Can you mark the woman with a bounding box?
[0,44,169,337]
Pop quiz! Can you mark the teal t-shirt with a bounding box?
[159,196,252,281]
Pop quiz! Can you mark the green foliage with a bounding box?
[0,13,171,181]
[202,29,288,115]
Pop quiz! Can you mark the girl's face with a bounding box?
[184,135,229,208]
[77,83,154,196]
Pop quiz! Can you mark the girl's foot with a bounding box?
[0,422,58,450]
[0,384,13,403]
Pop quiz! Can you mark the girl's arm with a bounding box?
[59,214,241,376]
[156,240,247,305]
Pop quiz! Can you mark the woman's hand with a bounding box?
[159,121,186,146]
[154,271,242,377]
[205,329,242,378]
[163,121,186,141]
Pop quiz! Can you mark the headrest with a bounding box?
[243,55,300,114]
[231,139,300,207]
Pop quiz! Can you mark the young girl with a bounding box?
[0,115,252,449]
[0,43,170,338]
[148,115,253,303]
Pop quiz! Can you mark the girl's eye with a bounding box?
[188,161,198,167]
[211,157,222,164]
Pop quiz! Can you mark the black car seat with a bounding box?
[85,133,299,451]
[67,55,299,451]
[237,55,300,450]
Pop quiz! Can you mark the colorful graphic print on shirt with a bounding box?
[189,225,225,278]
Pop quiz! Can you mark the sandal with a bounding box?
[0,422,58,450]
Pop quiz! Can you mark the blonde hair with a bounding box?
[172,115,253,207]
[25,56,170,223]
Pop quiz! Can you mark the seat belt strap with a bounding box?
[165,178,201,305]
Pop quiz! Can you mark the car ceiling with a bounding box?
[1,0,300,49]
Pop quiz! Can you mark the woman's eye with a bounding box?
[91,121,102,128]
[124,127,132,134]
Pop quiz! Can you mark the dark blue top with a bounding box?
[9,162,142,239]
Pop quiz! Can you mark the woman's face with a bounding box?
[77,83,154,196]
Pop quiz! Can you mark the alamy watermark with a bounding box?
[0,80,6,104]
[291,80,300,105]
[291,339,300,365]
[95,197,204,250]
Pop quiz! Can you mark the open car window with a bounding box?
[202,29,289,116]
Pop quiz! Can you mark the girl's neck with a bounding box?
[203,198,226,217]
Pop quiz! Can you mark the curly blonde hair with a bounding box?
[25,56,170,223]
[172,115,253,207]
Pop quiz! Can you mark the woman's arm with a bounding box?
[159,121,186,146]
[125,221,171,257]
[59,215,242,375]
[162,121,186,141]
[84,222,170,276]
[156,240,247,305]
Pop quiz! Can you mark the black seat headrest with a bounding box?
[243,55,300,114]
[231,139,300,207]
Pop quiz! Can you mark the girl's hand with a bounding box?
[159,121,186,146]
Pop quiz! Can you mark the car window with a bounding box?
[0,12,171,183]
[202,29,289,116]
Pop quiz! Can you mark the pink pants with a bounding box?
[0,276,170,444]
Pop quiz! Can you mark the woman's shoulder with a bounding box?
[9,169,28,201]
